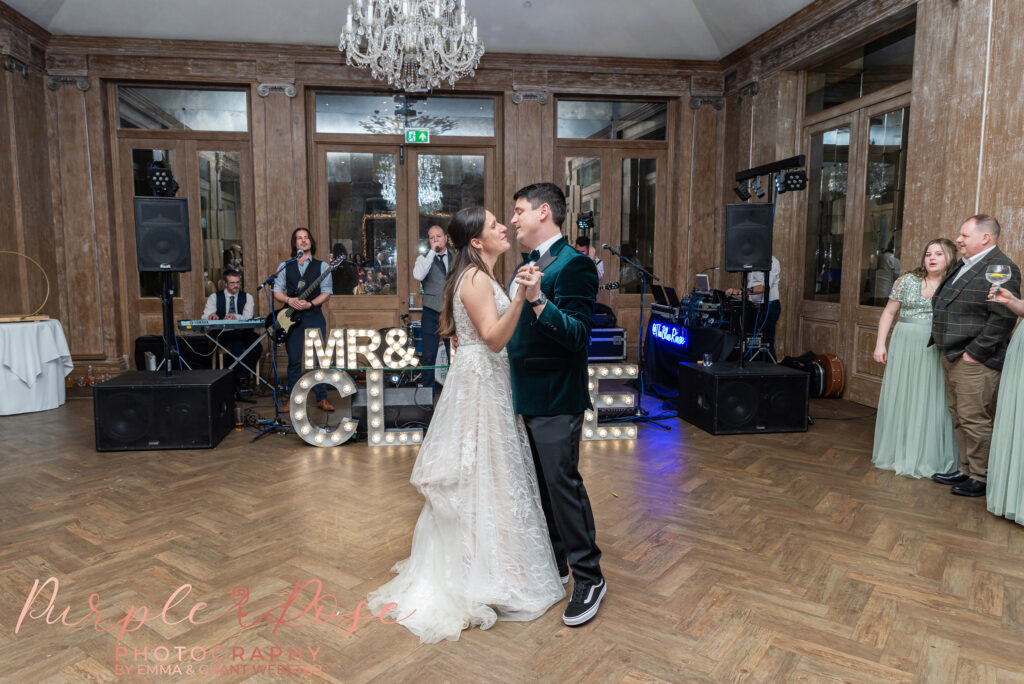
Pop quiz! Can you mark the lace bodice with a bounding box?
[890,273,934,321]
[453,270,510,350]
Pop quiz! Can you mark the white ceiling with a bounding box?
[6,0,816,61]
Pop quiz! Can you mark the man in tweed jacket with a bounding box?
[929,214,1021,497]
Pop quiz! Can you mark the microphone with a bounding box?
[296,248,305,258]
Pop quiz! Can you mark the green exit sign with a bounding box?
[405,129,430,144]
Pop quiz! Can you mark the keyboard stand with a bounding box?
[203,327,275,394]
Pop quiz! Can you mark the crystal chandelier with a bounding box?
[340,0,485,92]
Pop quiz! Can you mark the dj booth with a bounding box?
[642,284,763,397]
[643,313,736,397]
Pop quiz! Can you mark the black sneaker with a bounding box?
[562,579,606,626]
[559,570,570,585]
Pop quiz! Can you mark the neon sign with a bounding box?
[650,322,687,347]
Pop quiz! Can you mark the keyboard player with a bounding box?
[202,269,259,387]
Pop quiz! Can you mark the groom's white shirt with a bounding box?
[509,233,563,299]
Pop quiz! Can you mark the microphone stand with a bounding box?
[252,260,297,441]
[603,246,670,431]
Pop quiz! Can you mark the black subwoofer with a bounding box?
[133,196,191,272]
[725,203,773,272]
[676,361,808,435]
[94,370,234,451]
[352,387,434,435]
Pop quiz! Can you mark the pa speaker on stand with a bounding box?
[725,203,773,272]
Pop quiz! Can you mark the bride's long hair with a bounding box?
[438,207,499,339]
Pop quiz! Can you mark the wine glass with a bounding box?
[986,264,1011,300]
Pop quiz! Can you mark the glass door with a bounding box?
[315,143,494,329]
[797,93,910,404]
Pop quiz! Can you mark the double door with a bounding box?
[795,90,911,405]
[313,142,495,330]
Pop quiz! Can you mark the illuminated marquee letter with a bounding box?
[304,329,343,369]
[382,328,418,368]
[365,370,423,447]
[290,370,359,446]
[583,363,638,441]
[346,329,383,369]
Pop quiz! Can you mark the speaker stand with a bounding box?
[738,272,751,369]
[160,272,181,377]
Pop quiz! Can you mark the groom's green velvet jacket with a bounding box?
[507,237,598,416]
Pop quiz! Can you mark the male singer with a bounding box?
[413,224,454,396]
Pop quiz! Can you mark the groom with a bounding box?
[507,182,606,626]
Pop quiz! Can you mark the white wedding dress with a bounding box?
[367,271,564,643]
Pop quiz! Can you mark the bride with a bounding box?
[367,206,564,643]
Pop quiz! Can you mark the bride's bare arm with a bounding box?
[461,267,534,353]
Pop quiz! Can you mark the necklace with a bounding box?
[921,276,941,298]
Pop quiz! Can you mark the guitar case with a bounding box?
[780,351,845,398]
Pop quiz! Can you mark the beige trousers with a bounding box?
[941,356,1001,482]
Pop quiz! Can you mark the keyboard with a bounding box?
[178,318,265,331]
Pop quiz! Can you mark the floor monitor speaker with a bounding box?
[134,196,191,272]
[677,361,808,435]
[725,203,773,272]
[94,370,234,451]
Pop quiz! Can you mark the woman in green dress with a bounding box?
[871,238,957,477]
[986,284,1024,522]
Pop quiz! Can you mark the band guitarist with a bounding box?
[273,227,334,413]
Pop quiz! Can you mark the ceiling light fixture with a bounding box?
[340,0,486,92]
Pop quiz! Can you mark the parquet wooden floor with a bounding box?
[3,390,1024,683]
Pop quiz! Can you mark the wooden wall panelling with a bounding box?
[718,96,740,292]
[671,96,693,296]
[902,0,988,263]
[687,101,719,293]
[976,0,1024,266]
[48,84,105,357]
[83,76,122,362]
[769,72,801,359]
[0,66,25,316]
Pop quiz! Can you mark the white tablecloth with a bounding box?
[0,320,73,415]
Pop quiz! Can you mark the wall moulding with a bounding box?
[46,74,90,91]
[511,90,549,105]
[737,81,760,101]
[689,96,723,111]
[256,82,297,98]
[2,54,28,77]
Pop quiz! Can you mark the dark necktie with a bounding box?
[437,253,447,274]
[228,295,236,314]
[521,250,540,263]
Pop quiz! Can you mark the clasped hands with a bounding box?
[514,264,543,303]
[287,297,313,311]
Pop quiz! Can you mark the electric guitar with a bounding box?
[267,253,346,343]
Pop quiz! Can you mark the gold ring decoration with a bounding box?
[0,250,51,318]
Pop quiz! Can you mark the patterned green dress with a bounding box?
[871,273,957,477]
[987,323,1024,522]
